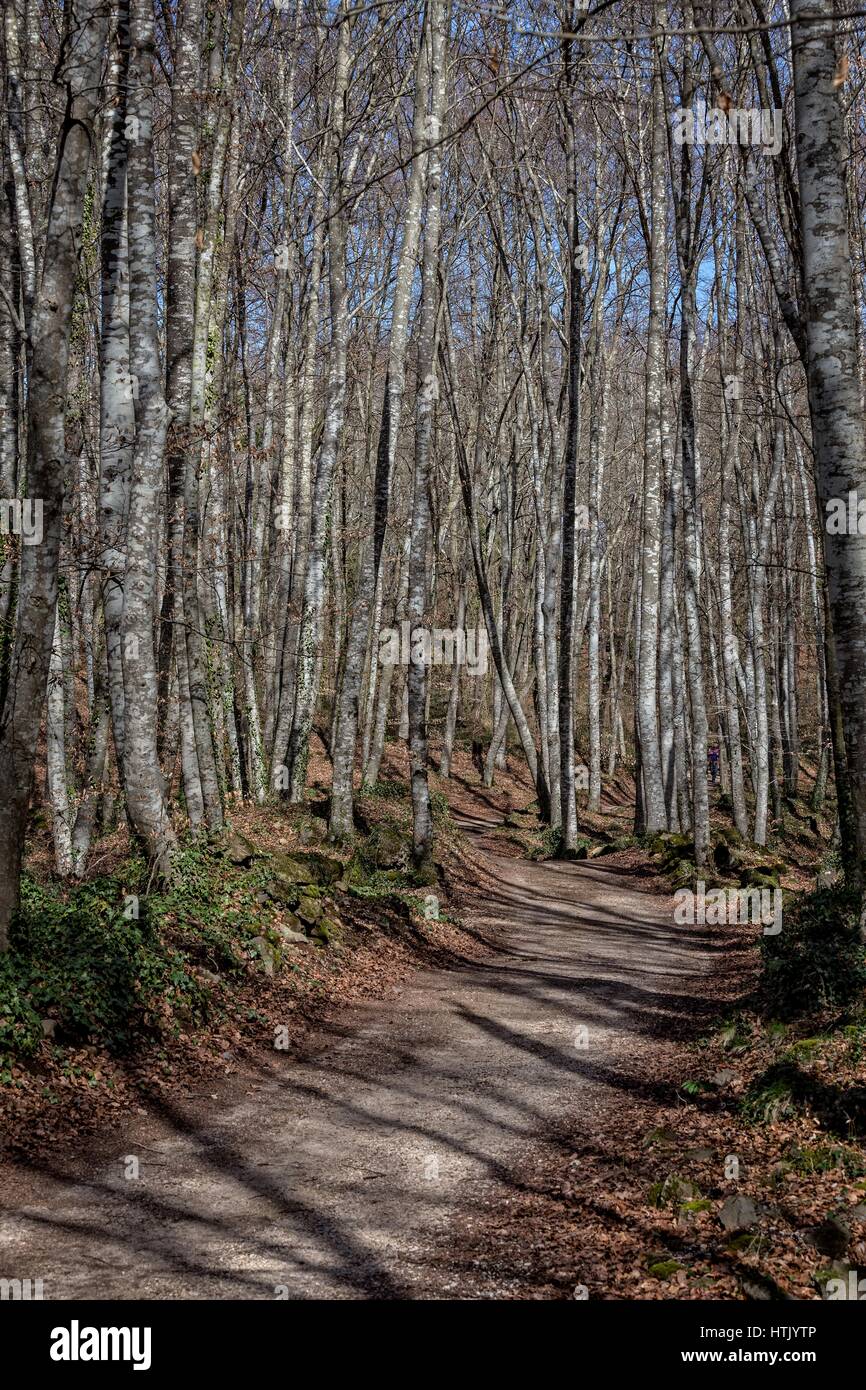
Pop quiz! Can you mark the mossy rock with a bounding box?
[264,877,301,909]
[409,859,439,888]
[362,825,409,870]
[713,840,743,875]
[219,829,259,865]
[739,864,781,890]
[669,859,697,889]
[662,832,695,860]
[646,1256,683,1279]
[268,850,343,887]
[648,1174,699,1210]
[293,813,329,846]
[716,826,743,848]
[249,935,277,976]
[297,895,323,925]
[726,1232,760,1253]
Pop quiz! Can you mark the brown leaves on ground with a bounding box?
[436,907,866,1301]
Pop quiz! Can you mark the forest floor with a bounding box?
[0,748,864,1299]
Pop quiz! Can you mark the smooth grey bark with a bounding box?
[634,22,668,836]
[121,0,178,878]
[0,0,108,947]
[791,0,866,891]
[181,0,245,832]
[557,28,583,851]
[672,47,710,868]
[46,603,72,875]
[158,0,204,816]
[407,0,445,872]
[329,7,431,839]
[439,580,465,779]
[99,1,134,779]
[283,4,351,803]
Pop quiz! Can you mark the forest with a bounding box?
[1,0,866,1318]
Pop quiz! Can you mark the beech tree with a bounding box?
[1,0,865,951]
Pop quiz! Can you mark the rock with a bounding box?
[717,826,743,847]
[645,1252,683,1279]
[684,1146,715,1162]
[669,859,696,889]
[719,1195,759,1232]
[363,825,408,870]
[713,840,742,875]
[250,936,276,977]
[740,1278,772,1301]
[284,911,304,931]
[710,1068,738,1090]
[648,1175,699,1209]
[663,832,695,855]
[297,895,322,925]
[268,850,343,888]
[295,814,329,846]
[276,927,311,947]
[41,1018,57,1039]
[221,830,258,865]
[643,1125,680,1150]
[803,1215,850,1259]
[738,864,780,890]
[311,920,334,945]
[849,1203,866,1222]
[265,880,300,910]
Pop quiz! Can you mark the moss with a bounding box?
[648,1174,699,1211]
[760,885,866,1018]
[726,1232,760,1253]
[647,1258,683,1279]
[785,1141,866,1179]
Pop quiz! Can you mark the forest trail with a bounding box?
[0,811,712,1299]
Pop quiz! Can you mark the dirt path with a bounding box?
[0,814,712,1299]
